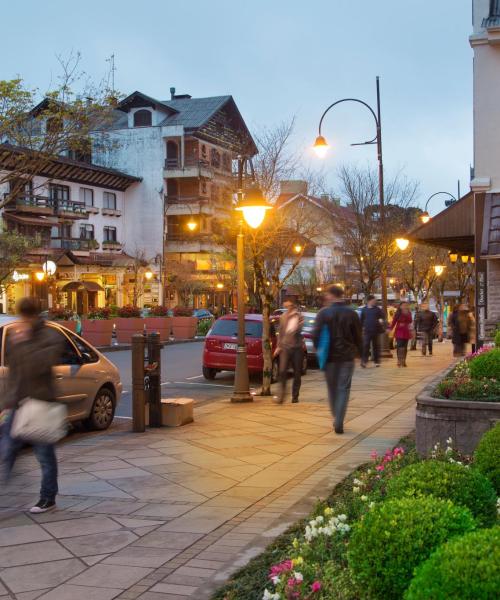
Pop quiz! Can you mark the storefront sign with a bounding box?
[12,271,29,282]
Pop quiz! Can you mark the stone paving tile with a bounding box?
[36,584,122,600]
[60,530,138,557]
[68,565,154,589]
[149,583,197,596]
[0,540,71,568]
[102,547,180,568]
[41,515,122,539]
[0,524,51,547]
[0,558,86,593]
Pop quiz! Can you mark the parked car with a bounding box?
[0,319,122,430]
[202,314,308,381]
[301,311,319,362]
[193,308,214,321]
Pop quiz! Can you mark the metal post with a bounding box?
[147,332,162,427]
[132,333,146,432]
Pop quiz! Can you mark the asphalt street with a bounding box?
[104,341,262,417]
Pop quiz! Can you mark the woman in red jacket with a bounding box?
[390,301,413,367]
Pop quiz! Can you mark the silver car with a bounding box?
[0,320,122,430]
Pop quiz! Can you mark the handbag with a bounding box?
[317,324,330,371]
[11,398,68,444]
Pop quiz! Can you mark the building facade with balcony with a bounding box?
[91,89,257,309]
[0,145,141,313]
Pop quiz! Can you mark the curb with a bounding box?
[98,337,205,352]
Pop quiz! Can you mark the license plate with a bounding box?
[223,343,237,350]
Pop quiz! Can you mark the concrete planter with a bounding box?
[82,319,113,347]
[172,316,197,339]
[416,385,500,456]
[55,320,77,333]
[145,317,172,341]
[115,317,146,343]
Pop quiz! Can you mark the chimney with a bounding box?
[170,87,176,99]
[280,180,308,196]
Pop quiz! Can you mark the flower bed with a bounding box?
[213,432,499,600]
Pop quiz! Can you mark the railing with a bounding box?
[165,195,205,205]
[164,158,211,170]
[55,201,88,217]
[166,232,212,242]
[3,193,54,210]
[50,237,97,251]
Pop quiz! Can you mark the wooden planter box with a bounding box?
[144,317,172,341]
[56,320,77,333]
[172,316,197,339]
[416,385,500,456]
[82,319,113,347]
[115,317,146,343]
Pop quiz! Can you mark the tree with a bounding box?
[125,248,149,307]
[332,165,419,296]
[0,229,34,289]
[0,52,118,209]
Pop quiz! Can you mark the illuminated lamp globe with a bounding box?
[316,287,323,292]
[187,219,197,232]
[461,254,470,264]
[235,184,272,229]
[396,237,410,251]
[144,269,154,281]
[449,251,458,263]
[216,282,224,290]
[471,256,475,264]
[294,243,303,254]
[420,211,431,224]
[35,271,45,282]
[434,265,445,276]
[42,260,57,276]
[313,135,329,158]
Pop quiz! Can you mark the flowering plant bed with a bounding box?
[213,433,499,600]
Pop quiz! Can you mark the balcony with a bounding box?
[102,240,123,251]
[55,201,89,219]
[163,157,213,179]
[4,194,55,215]
[50,237,98,251]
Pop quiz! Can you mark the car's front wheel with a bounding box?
[202,366,217,380]
[85,387,115,430]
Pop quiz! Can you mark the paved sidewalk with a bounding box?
[0,344,454,600]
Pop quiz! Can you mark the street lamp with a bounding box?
[144,269,154,281]
[449,251,458,264]
[396,237,410,251]
[187,218,197,232]
[293,243,303,254]
[231,157,272,403]
[35,271,45,282]
[216,282,224,290]
[461,254,470,264]
[419,192,458,224]
[434,265,445,276]
[312,77,392,352]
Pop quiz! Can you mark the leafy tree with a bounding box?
[0,228,34,288]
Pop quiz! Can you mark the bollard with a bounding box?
[147,332,162,427]
[111,323,119,346]
[132,334,146,432]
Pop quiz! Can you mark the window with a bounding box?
[66,332,99,363]
[49,184,70,202]
[80,224,94,240]
[103,192,116,210]
[210,319,262,338]
[80,187,94,207]
[59,223,72,239]
[133,109,152,127]
[104,226,117,242]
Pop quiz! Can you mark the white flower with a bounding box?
[271,575,280,585]
[353,478,364,486]
[361,495,368,502]
[446,437,453,445]
[294,572,304,583]
[353,486,360,493]
[315,515,324,524]
[369,502,376,509]
[263,589,280,600]
[338,514,347,522]
[497,498,500,516]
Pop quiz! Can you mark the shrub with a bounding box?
[173,305,193,317]
[347,496,476,600]
[495,327,500,348]
[86,307,111,320]
[196,319,212,337]
[405,527,500,600]
[469,348,500,379]
[117,305,141,318]
[149,305,169,316]
[434,376,500,401]
[48,307,73,321]
[385,460,497,527]
[474,422,500,494]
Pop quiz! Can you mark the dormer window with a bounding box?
[133,110,152,127]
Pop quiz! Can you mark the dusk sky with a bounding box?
[1,0,472,215]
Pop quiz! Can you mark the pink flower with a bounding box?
[370,450,378,460]
[288,577,297,587]
[393,447,405,457]
[375,464,385,472]
[269,559,293,578]
[311,581,322,592]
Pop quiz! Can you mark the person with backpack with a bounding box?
[414,302,438,356]
[360,295,385,367]
[0,298,64,513]
[313,285,362,434]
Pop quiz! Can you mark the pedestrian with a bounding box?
[390,301,413,367]
[414,302,438,356]
[313,285,362,434]
[448,303,473,357]
[274,297,304,404]
[360,294,385,367]
[0,297,64,513]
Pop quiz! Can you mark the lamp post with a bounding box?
[419,192,458,224]
[313,77,392,355]
[231,156,272,403]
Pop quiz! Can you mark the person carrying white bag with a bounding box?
[0,297,65,514]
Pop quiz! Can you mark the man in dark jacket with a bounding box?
[1,298,63,513]
[360,295,385,367]
[414,303,438,356]
[313,285,362,434]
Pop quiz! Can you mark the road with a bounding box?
[103,342,262,417]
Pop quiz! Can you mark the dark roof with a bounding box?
[116,91,178,114]
[0,144,141,191]
[481,193,500,257]
[159,96,232,129]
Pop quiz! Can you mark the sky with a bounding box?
[0,0,473,215]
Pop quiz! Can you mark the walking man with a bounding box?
[313,285,362,434]
[360,295,385,367]
[415,303,438,356]
[1,298,63,513]
[274,297,304,404]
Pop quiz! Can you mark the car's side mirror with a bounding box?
[81,351,93,364]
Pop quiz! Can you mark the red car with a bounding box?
[202,314,308,381]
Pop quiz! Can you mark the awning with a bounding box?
[61,281,104,293]
[3,212,57,228]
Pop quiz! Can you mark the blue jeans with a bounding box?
[1,412,58,502]
[324,361,355,430]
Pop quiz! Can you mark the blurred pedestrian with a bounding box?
[274,297,304,404]
[415,302,438,356]
[360,294,385,367]
[0,298,63,513]
[390,301,413,367]
[448,303,473,357]
[313,285,362,433]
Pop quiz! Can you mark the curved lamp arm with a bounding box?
[318,98,379,146]
[423,191,458,212]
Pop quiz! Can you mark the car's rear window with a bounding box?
[210,319,262,337]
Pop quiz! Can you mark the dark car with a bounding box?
[202,314,307,381]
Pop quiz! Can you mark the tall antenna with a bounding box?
[106,54,117,94]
